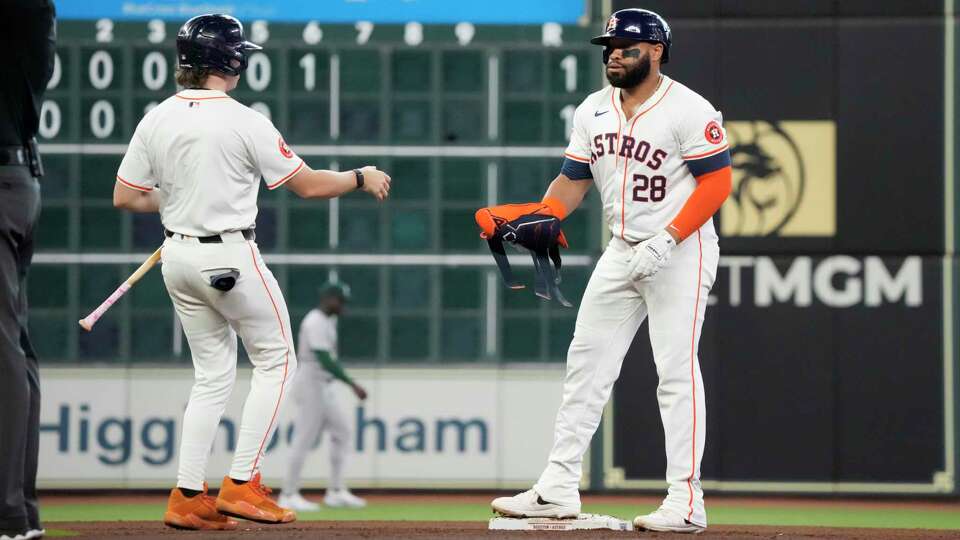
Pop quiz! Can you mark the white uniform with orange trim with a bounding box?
[533,75,726,527]
[117,88,303,490]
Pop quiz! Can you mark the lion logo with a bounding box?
[724,122,803,236]
[721,120,836,237]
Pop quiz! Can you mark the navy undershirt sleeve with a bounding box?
[559,157,593,180]
[684,149,731,178]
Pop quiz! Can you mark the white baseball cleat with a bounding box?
[633,507,705,534]
[324,488,367,508]
[25,531,45,540]
[277,493,321,512]
[490,489,580,519]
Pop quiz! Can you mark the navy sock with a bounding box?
[179,487,202,498]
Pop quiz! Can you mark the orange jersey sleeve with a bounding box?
[667,166,732,242]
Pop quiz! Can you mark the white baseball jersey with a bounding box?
[563,75,728,243]
[285,308,353,495]
[297,308,338,382]
[535,74,729,527]
[116,89,305,237]
[128,89,302,488]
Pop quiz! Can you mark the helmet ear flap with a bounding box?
[603,46,612,65]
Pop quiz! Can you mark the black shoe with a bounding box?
[0,529,29,540]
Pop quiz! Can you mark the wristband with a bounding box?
[541,196,569,220]
[353,168,364,189]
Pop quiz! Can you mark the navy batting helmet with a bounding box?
[591,9,671,64]
[176,14,262,77]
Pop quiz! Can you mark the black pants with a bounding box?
[0,165,41,532]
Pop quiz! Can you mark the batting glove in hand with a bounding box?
[474,201,572,306]
[626,230,676,281]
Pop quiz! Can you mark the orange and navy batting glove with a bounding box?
[474,198,572,307]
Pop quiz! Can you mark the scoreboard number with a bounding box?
[404,22,423,46]
[559,105,575,140]
[246,53,271,91]
[142,52,168,90]
[542,23,562,47]
[96,18,114,43]
[355,21,374,45]
[47,53,61,90]
[251,20,270,44]
[147,19,165,43]
[39,100,61,139]
[89,50,114,90]
[299,53,316,91]
[560,55,577,92]
[303,21,323,45]
[455,22,475,46]
[89,99,116,139]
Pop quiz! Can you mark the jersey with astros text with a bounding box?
[563,75,728,243]
[116,88,305,237]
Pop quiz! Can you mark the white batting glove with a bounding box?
[626,230,676,281]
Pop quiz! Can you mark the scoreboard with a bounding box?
[33,19,606,365]
[40,20,601,145]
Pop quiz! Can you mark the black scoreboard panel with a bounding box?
[32,19,605,365]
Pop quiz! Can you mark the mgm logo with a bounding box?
[721,121,836,237]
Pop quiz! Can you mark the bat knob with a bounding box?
[78,319,93,332]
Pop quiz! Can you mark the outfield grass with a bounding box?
[39,501,960,530]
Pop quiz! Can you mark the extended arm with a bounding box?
[285,165,391,201]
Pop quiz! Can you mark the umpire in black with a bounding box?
[0,2,55,539]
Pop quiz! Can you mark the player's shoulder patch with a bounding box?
[278,136,294,159]
[704,120,724,144]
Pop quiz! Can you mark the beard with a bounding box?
[605,53,652,88]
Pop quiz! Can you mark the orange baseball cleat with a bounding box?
[163,483,238,530]
[216,473,297,524]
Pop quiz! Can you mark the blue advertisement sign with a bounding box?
[55,0,586,24]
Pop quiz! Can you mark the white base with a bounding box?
[489,513,634,532]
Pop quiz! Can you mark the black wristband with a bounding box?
[353,168,364,189]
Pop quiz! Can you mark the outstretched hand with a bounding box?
[359,166,391,201]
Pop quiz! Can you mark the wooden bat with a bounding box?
[79,247,163,332]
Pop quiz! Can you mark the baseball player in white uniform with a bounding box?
[488,9,732,534]
[279,282,368,511]
[111,14,390,531]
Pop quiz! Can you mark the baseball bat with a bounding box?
[78,247,163,332]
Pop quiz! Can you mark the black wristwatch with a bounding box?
[353,168,364,189]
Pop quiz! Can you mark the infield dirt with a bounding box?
[53,520,960,539]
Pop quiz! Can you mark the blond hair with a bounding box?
[175,66,211,89]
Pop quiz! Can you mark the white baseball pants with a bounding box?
[534,230,718,527]
[161,232,297,490]
[281,359,352,494]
